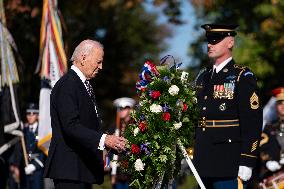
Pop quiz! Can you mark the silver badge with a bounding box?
[223,68,228,72]
[219,103,226,111]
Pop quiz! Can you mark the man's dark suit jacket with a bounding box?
[44,69,104,184]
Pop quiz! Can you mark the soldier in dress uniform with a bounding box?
[22,103,45,189]
[193,24,263,188]
[258,87,284,180]
[110,97,135,189]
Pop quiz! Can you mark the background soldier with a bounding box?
[259,87,284,181]
[193,24,263,188]
[23,103,45,189]
[111,97,135,189]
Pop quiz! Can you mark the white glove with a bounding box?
[238,166,252,181]
[280,158,284,165]
[25,164,36,175]
[266,160,281,172]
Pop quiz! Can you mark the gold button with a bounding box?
[203,107,206,110]
[202,117,206,120]
[204,96,208,100]
[202,128,206,131]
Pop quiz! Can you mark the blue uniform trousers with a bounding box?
[115,182,129,189]
[201,177,246,189]
[23,169,43,189]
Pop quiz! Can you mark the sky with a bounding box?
[145,1,203,68]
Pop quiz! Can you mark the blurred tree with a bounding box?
[3,0,180,128]
[189,0,284,100]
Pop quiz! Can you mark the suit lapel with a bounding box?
[211,60,235,83]
[69,70,97,111]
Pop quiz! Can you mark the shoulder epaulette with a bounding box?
[194,68,207,87]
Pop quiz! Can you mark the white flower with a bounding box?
[181,71,189,83]
[133,128,139,136]
[173,122,182,130]
[150,104,163,113]
[168,85,179,96]
[134,159,145,171]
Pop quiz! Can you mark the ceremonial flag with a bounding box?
[0,0,21,154]
[36,0,67,155]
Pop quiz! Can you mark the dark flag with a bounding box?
[0,0,21,187]
[0,0,21,155]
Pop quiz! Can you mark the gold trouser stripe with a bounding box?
[238,177,243,189]
[241,153,257,158]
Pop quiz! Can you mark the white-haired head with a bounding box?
[71,39,104,80]
[71,39,103,63]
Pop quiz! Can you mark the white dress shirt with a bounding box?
[213,57,232,73]
[29,122,38,133]
[71,65,106,150]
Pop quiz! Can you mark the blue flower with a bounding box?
[140,143,151,156]
[162,76,171,83]
[162,104,170,112]
[140,114,145,121]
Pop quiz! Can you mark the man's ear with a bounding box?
[227,38,234,49]
[81,54,86,66]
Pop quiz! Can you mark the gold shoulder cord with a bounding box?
[234,64,247,82]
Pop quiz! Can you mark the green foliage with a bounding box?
[4,0,172,123]
[121,61,198,189]
[233,33,273,88]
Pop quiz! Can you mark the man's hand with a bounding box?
[105,135,127,152]
[238,166,252,181]
[10,165,20,183]
[25,164,36,175]
[266,160,281,172]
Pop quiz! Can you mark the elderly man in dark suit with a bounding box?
[44,39,127,189]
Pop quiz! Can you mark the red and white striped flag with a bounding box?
[36,0,67,155]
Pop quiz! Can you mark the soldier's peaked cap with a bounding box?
[201,24,238,35]
[202,24,238,43]
[113,97,135,109]
[26,102,39,113]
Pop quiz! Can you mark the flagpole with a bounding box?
[177,138,206,189]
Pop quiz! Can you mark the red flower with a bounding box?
[151,91,161,100]
[162,112,171,121]
[138,122,147,133]
[183,103,188,112]
[131,144,140,154]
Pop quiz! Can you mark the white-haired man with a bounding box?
[44,40,127,189]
